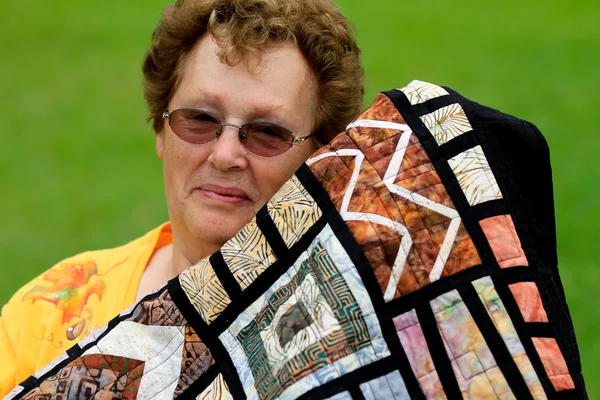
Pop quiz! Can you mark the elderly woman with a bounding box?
[0,0,363,392]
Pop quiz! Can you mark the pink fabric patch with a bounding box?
[531,338,575,391]
[479,215,528,268]
[393,310,445,396]
[509,282,549,323]
[549,374,576,392]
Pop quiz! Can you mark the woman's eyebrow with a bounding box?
[176,87,221,108]
[179,86,292,124]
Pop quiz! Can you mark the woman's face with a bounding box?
[157,34,318,263]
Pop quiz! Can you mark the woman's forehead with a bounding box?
[172,35,316,123]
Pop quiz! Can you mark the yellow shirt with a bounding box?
[0,223,172,396]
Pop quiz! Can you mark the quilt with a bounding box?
[5,81,587,399]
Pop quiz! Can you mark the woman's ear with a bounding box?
[156,132,164,159]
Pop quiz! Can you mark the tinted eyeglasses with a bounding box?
[162,108,313,157]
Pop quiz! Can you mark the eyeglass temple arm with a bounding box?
[292,132,315,145]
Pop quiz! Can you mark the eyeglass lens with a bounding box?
[168,109,295,157]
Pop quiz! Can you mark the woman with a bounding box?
[0,0,363,392]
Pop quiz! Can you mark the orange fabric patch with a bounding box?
[531,338,575,391]
[509,282,549,323]
[479,215,528,268]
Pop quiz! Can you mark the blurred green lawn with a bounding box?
[0,0,598,395]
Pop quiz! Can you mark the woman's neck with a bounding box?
[170,239,220,275]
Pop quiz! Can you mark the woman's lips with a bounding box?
[196,185,250,204]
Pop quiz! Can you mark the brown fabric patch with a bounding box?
[364,135,401,178]
[346,220,381,254]
[357,93,407,124]
[416,182,456,211]
[347,163,391,216]
[348,94,408,150]
[395,248,422,297]
[441,222,481,277]
[174,325,215,396]
[330,132,360,152]
[130,288,185,326]
[373,183,405,225]
[391,195,425,233]
[364,246,392,294]
[395,168,441,194]
[411,228,439,276]
[395,162,436,183]
[427,219,452,255]
[349,126,401,151]
[309,152,350,187]
[416,197,453,229]
[393,142,432,181]
[324,167,353,211]
[22,355,145,400]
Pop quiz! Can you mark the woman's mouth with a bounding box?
[196,184,250,204]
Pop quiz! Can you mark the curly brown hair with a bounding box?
[142,0,364,144]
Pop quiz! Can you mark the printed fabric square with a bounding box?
[447,145,503,206]
[220,224,389,400]
[399,80,450,105]
[179,257,230,324]
[221,220,276,290]
[420,103,473,146]
[267,175,323,249]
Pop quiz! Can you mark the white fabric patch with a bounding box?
[398,80,450,105]
[420,103,473,145]
[448,145,503,205]
[82,321,185,400]
[359,370,410,399]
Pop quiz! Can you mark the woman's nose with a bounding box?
[207,125,249,171]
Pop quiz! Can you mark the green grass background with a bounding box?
[1,0,598,394]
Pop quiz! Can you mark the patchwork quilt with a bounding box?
[6,81,586,399]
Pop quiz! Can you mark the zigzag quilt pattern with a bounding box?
[6,81,586,399]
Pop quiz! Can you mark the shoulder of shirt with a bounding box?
[4,222,171,307]
[0,222,170,382]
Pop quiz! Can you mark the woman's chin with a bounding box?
[187,209,255,248]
